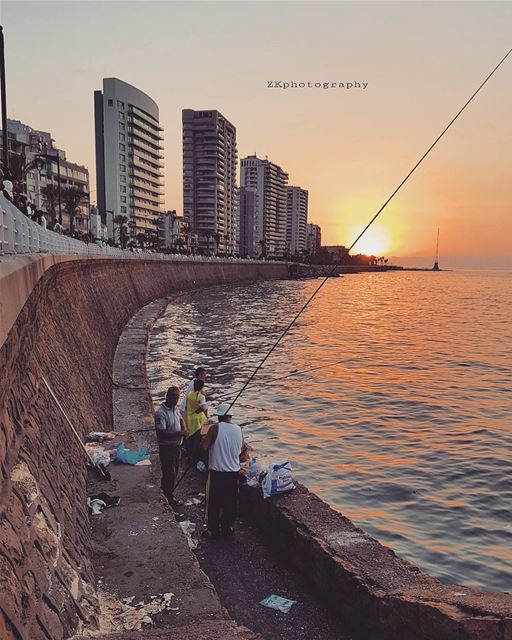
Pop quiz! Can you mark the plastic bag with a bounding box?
[85,443,111,467]
[115,443,149,465]
[261,460,295,499]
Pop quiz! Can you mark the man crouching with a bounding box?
[200,402,243,539]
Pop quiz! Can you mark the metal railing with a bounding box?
[0,194,278,265]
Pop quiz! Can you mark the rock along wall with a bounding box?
[0,258,287,640]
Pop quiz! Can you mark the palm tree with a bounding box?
[182,222,192,255]
[176,237,186,254]
[136,232,147,248]
[114,214,129,249]
[40,184,59,224]
[204,231,214,256]
[61,186,87,234]
[214,231,221,257]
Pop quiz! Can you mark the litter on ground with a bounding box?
[260,594,297,613]
[86,431,117,443]
[115,443,149,465]
[79,590,179,635]
[177,520,198,549]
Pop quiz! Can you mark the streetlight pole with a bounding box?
[0,26,9,175]
[56,154,62,224]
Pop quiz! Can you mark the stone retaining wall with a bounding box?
[0,258,287,640]
[240,481,512,640]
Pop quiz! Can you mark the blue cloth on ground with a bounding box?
[115,443,149,465]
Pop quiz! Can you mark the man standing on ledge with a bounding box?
[201,402,243,539]
[181,367,211,412]
[155,386,188,509]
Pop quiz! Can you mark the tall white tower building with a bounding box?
[95,78,164,242]
[286,186,308,256]
[240,154,288,258]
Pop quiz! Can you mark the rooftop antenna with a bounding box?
[433,228,440,271]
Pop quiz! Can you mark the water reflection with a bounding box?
[147,270,512,592]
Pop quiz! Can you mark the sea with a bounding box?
[146,268,512,592]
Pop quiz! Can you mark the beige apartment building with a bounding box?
[240,154,288,258]
[182,109,237,255]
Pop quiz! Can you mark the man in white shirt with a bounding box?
[200,402,244,539]
[155,386,188,509]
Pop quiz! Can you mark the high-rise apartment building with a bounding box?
[95,78,164,242]
[237,187,257,258]
[182,109,237,255]
[240,154,288,257]
[286,186,308,256]
[306,223,322,255]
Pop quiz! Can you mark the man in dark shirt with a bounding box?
[155,386,188,509]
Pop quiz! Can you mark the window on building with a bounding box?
[119,111,125,120]
[121,206,127,213]
[121,186,127,193]
[119,143,125,151]
[117,100,124,108]
[120,164,126,172]
[119,133,125,141]
[108,99,113,106]
[119,122,125,131]
[120,175,126,183]
[120,154,125,162]
[121,196,127,203]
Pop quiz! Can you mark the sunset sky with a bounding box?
[1,1,511,261]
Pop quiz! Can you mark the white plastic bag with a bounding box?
[261,460,295,499]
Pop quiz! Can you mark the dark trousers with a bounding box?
[159,444,181,503]
[184,430,202,464]
[207,470,239,534]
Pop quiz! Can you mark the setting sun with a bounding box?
[347,224,391,256]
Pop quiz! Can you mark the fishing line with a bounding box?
[243,357,348,390]
[227,48,512,413]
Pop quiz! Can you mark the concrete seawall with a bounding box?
[0,257,287,640]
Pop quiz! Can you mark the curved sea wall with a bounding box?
[0,257,287,640]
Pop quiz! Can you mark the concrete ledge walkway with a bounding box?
[75,299,260,640]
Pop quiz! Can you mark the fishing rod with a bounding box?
[226,47,512,413]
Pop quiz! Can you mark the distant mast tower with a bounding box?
[433,228,440,271]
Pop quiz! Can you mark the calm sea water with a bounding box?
[146,269,512,592]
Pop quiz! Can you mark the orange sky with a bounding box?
[2,1,511,260]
